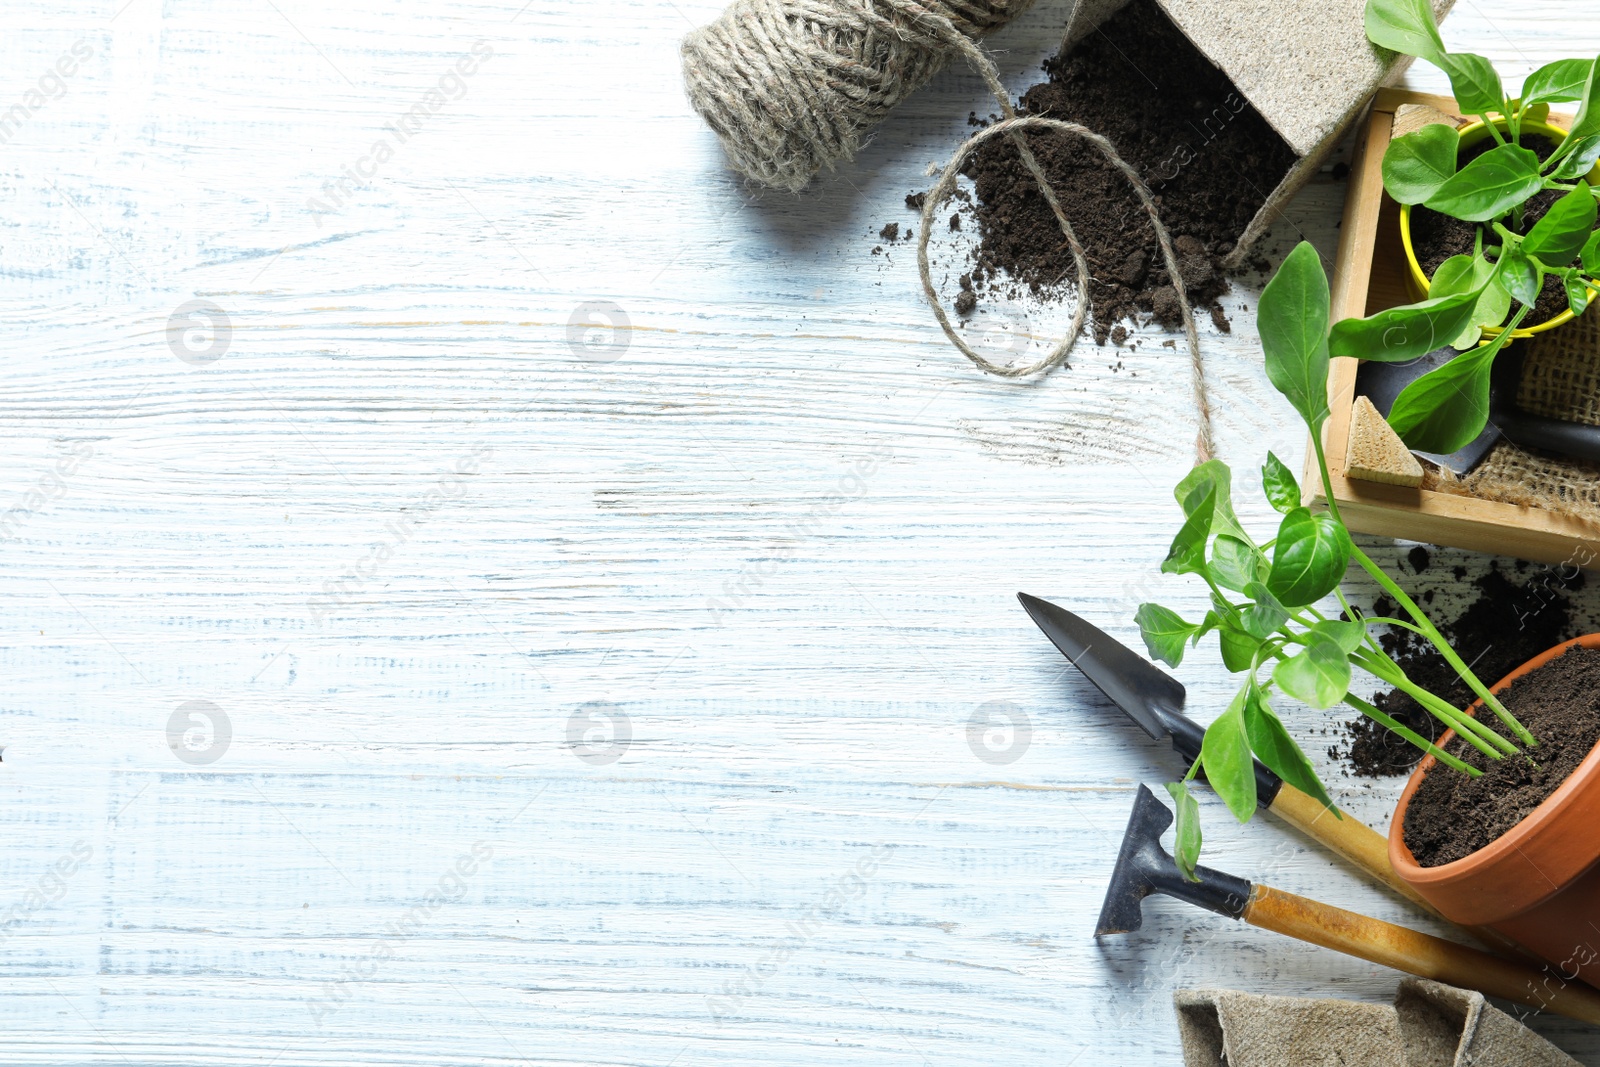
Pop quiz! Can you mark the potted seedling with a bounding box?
[1321,0,1600,453]
[1138,241,1600,982]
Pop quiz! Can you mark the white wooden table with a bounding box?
[3,0,1598,1062]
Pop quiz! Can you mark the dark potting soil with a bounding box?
[951,0,1297,344]
[1334,560,1585,777]
[1403,644,1600,867]
[1409,132,1599,325]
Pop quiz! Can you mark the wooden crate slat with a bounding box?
[1308,89,1600,567]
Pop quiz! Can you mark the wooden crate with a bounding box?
[1309,87,1600,567]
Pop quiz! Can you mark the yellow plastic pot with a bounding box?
[1398,115,1600,340]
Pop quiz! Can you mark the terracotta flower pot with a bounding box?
[1389,633,1600,989]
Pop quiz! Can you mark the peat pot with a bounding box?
[1390,633,1600,990]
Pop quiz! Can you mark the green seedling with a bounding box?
[1323,0,1600,452]
[1138,242,1540,880]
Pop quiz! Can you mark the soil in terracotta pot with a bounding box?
[948,0,1296,344]
[1409,132,1600,326]
[1335,559,1585,777]
[1403,644,1600,867]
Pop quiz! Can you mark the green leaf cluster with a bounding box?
[1138,237,1539,878]
[1357,1,1600,448]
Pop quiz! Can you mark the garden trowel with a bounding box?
[1357,346,1600,475]
[1016,593,1440,913]
[1098,785,1600,1024]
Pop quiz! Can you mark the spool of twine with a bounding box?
[682,0,1215,460]
[682,0,1036,193]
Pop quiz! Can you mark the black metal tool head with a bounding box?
[1095,785,1254,936]
[1016,592,1186,742]
[1019,594,1285,809]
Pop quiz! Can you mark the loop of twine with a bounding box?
[682,0,1032,193]
[917,29,1212,460]
[683,0,1215,460]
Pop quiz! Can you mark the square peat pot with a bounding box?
[1062,0,1452,268]
[1312,88,1600,568]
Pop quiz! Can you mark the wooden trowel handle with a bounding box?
[1267,782,1439,915]
[1245,884,1600,1025]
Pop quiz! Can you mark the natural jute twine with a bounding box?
[682,0,1214,460]
[681,0,1035,193]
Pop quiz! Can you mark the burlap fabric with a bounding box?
[1175,979,1580,1066]
[1421,309,1600,524]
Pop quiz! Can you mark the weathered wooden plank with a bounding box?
[0,0,1596,1062]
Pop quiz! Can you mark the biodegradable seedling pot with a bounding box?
[1389,633,1600,987]
[1061,0,1453,270]
[1398,116,1600,340]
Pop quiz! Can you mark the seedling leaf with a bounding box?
[1565,270,1592,316]
[1423,143,1543,222]
[1242,685,1337,813]
[1561,54,1600,145]
[1212,535,1265,593]
[1241,581,1289,640]
[1261,452,1301,513]
[1524,186,1599,266]
[1387,324,1516,452]
[1266,508,1353,607]
[1218,623,1263,673]
[1438,53,1502,116]
[1136,603,1198,668]
[1428,253,1509,347]
[1272,633,1352,709]
[1364,0,1445,63]
[1496,241,1541,307]
[1523,58,1595,105]
[1175,460,1248,543]
[1328,290,1480,362]
[1162,483,1216,575]
[1382,124,1459,204]
[1310,619,1366,655]
[1259,242,1331,432]
[1201,688,1258,822]
[1165,781,1203,882]
[1552,134,1600,180]
[1585,230,1600,273]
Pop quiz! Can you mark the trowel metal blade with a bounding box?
[1355,348,1500,476]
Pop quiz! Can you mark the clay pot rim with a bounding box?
[1389,633,1600,916]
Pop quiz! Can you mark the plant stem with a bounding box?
[1307,428,1532,745]
[1310,428,1340,526]
[1352,647,1516,758]
[1342,693,1480,776]
[1360,615,1429,638]
[1349,543,1535,745]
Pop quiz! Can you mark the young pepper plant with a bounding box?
[1328,0,1600,453]
[1137,242,1540,880]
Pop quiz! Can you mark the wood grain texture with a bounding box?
[2,0,1598,1063]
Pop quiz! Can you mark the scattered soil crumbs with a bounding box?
[1334,560,1586,777]
[955,272,977,316]
[1410,132,1600,325]
[950,0,1296,343]
[1403,644,1600,867]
